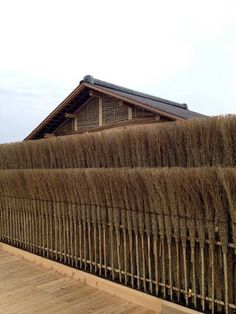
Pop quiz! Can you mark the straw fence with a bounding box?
[0,116,235,169]
[0,168,235,313]
[0,115,235,313]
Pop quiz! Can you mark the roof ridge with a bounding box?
[82,75,188,110]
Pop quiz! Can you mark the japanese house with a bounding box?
[25,75,206,140]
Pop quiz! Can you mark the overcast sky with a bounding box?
[0,0,235,143]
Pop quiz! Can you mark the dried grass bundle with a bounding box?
[0,167,235,313]
[0,116,235,170]
[219,168,236,254]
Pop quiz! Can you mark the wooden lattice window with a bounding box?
[76,97,99,132]
[102,96,128,124]
[55,119,73,136]
[132,107,154,119]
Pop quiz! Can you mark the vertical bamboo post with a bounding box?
[138,207,146,292]
[208,224,215,313]
[21,197,26,250]
[42,200,46,257]
[197,221,206,312]
[37,199,42,255]
[29,199,33,253]
[180,215,188,307]
[164,211,173,301]
[141,232,146,292]
[66,205,71,265]
[92,203,98,273]
[121,208,128,285]
[108,207,115,280]
[49,201,53,259]
[97,205,103,276]
[176,240,180,302]
[123,229,127,284]
[78,205,82,269]
[62,203,67,264]
[188,218,197,307]
[145,210,153,294]
[20,199,23,248]
[134,212,140,290]
[81,204,87,271]
[69,204,74,266]
[86,203,92,272]
[157,211,166,299]
[10,197,14,246]
[33,199,38,254]
[53,202,58,260]
[101,205,108,278]
[114,206,122,282]
[144,171,159,296]
[9,197,13,245]
[121,172,134,287]
[151,212,159,296]
[126,204,134,288]
[210,246,215,314]
[7,196,12,245]
[219,222,229,314]
[58,204,63,263]
[45,201,50,259]
[73,205,78,268]
[7,196,10,244]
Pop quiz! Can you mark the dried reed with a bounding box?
[0,167,235,313]
[0,116,235,170]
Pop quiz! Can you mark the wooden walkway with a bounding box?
[0,250,155,314]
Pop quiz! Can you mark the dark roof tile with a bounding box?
[82,75,207,119]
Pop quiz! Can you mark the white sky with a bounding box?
[0,0,235,143]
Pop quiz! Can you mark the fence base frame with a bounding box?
[0,242,202,314]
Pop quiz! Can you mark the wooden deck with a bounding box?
[0,250,155,314]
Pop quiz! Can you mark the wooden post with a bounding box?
[74,118,78,131]
[128,107,132,120]
[99,97,103,126]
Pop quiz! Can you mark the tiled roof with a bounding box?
[82,75,207,119]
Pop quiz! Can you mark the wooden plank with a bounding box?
[0,248,155,314]
[0,243,202,314]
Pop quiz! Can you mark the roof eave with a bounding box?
[24,83,87,140]
[25,82,191,141]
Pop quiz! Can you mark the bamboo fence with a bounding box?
[0,116,235,169]
[0,168,235,313]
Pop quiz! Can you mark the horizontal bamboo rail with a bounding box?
[0,195,235,314]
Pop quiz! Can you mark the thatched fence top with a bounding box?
[0,115,235,169]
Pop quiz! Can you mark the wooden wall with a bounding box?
[55,94,159,136]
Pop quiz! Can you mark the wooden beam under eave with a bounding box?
[89,89,100,98]
[65,113,77,119]
[44,133,55,139]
